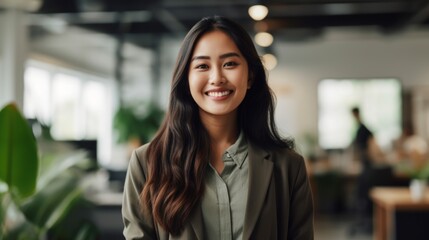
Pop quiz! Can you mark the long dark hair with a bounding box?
[142,16,294,235]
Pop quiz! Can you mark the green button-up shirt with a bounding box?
[201,132,249,240]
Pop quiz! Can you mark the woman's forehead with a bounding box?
[191,30,241,57]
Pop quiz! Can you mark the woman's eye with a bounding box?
[224,62,238,68]
[195,64,209,69]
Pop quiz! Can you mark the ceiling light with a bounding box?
[255,32,273,47]
[262,53,277,71]
[248,5,269,21]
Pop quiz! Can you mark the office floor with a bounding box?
[314,214,372,240]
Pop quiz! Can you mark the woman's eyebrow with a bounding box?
[191,52,241,62]
[219,52,240,59]
[191,55,210,61]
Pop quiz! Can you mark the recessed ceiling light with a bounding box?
[248,5,269,21]
[262,53,277,70]
[255,32,273,47]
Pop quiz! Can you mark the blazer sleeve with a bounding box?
[122,148,158,240]
[288,157,314,240]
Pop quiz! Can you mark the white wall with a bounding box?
[0,10,28,109]
[268,27,429,147]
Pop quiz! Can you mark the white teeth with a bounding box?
[207,91,231,97]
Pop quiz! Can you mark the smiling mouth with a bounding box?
[205,90,233,97]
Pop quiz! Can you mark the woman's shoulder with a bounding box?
[267,147,309,181]
[267,146,307,173]
[128,143,151,173]
[134,143,150,158]
[249,141,304,167]
[269,146,304,163]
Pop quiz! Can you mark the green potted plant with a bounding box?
[0,103,39,238]
[113,102,164,147]
[397,160,429,201]
[408,162,429,201]
[0,103,98,239]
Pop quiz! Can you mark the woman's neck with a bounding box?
[200,111,238,145]
[200,110,239,173]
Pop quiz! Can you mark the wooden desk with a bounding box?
[370,187,429,240]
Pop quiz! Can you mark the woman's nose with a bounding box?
[209,68,225,85]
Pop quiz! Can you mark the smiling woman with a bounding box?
[188,30,250,123]
[122,16,314,240]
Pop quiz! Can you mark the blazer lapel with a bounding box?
[243,144,273,240]
[189,204,204,240]
[156,206,203,239]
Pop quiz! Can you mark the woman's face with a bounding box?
[188,30,250,119]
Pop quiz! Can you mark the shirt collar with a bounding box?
[223,131,248,168]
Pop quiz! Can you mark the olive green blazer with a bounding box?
[122,143,314,240]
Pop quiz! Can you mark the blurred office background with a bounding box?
[1,0,429,239]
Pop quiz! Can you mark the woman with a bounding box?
[122,16,314,240]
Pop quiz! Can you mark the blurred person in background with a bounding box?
[349,106,388,235]
[121,16,314,240]
[351,107,374,169]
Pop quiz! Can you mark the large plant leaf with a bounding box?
[0,103,38,199]
[20,171,83,229]
[36,151,89,190]
[50,218,98,240]
[75,223,98,240]
[0,191,40,240]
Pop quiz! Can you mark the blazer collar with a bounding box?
[243,143,273,240]
[188,143,273,240]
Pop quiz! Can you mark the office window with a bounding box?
[24,60,112,164]
[51,73,82,139]
[24,67,51,124]
[318,78,402,150]
[82,81,106,139]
